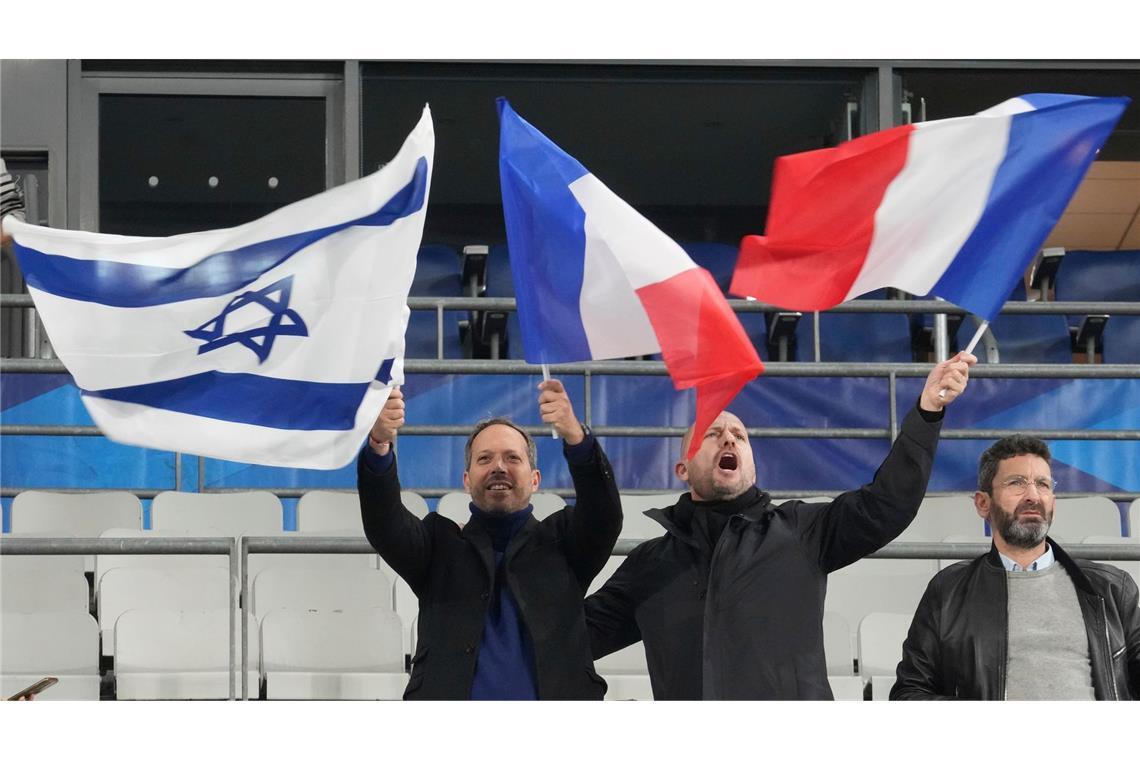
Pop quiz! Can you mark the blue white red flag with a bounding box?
[497,98,763,458]
[731,94,1129,321]
[7,107,434,469]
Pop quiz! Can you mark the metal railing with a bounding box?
[4,535,1138,700]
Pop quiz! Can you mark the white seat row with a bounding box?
[1,611,101,700]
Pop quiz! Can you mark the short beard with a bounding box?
[992,508,1050,549]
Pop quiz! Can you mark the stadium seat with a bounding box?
[1049,496,1125,542]
[815,290,914,363]
[246,529,378,577]
[392,576,419,658]
[896,495,986,541]
[150,490,284,535]
[1080,536,1139,588]
[114,608,257,700]
[9,491,143,572]
[486,243,523,359]
[297,489,429,530]
[680,242,738,293]
[249,566,393,624]
[0,544,85,575]
[260,608,408,700]
[823,611,855,676]
[824,555,937,659]
[406,244,465,359]
[595,641,653,700]
[0,569,89,614]
[617,493,678,539]
[1132,498,1140,538]
[586,555,627,596]
[94,528,229,606]
[98,566,231,656]
[1055,250,1140,363]
[857,612,912,700]
[828,675,866,701]
[1,611,101,701]
[983,280,1073,364]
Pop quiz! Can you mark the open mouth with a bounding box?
[487,479,513,492]
[717,452,738,471]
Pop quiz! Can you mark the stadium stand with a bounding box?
[1055,250,1140,363]
[406,244,465,359]
[98,566,231,656]
[260,608,407,699]
[815,290,914,363]
[984,281,1074,364]
[297,489,429,529]
[824,556,937,659]
[895,495,987,541]
[149,490,284,534]
[486,242,523,359]
[9,491,143,572]
[1,611,101,700]
[0,568,88,614]
[249,566,393,624]
[94,528,229,606]
[1048,495,1125,541]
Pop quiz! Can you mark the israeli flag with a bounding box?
[7,107,434,469]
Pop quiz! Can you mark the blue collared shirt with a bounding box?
[998,544,1055,572]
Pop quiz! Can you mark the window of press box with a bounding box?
[360,62,876,246]
[98,94,327,237]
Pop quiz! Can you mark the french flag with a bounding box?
[731,94,1129,321]
[497,98,763,458]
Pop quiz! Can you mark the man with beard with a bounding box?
[892,435,1140,699]
[358,379,621,699]
[585,352,976,699]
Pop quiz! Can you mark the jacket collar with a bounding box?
[983,536,1099,597]
[461,504,537,579]
[648,486,772,548]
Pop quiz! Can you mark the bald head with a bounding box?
[675,412,757,502]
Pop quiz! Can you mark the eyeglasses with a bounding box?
[998,476,1057,495]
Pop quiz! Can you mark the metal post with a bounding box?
[436,304,444,360]
[174,452,182,493]
[888,371,898,441]
[229,537,238,701]
[933,298,949,362]
[198,456,205,493]
[241,536,249,700]
[584,369,592,427]
[813,312,821,362]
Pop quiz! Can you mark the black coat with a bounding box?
[891,538,1140,700]
[357,436,622,700]
[585,405,942,699]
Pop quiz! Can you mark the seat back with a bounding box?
[1081,536,1140,588]
[0,611,100,675]
[98,566,231,654]
[150,490,283,535]
[10,490,143,535]
[1049,496,1124,542]
[250,566,393,623]
[260,607,404,673]
[823,611,854,676]
[0,569,89,614]
[618,493,678,539]
[297,489,428,531]
[896,496,986,541]
[94,528,229,603]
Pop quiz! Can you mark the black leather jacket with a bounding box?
[891,538,1140,700]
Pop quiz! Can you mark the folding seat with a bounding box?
[260,608,408,699]
[93,528,228,608]
[983,280,1073,364]
[392,576,419,660]
[896,495,986,541]
[149,490,283,535]
[0,550,84,576]
[616,493,678,539]
[824,554,937,658]
[1055,249,1140,363]
[114,608,258,700]
[485,243,524,359]
[595,641,653,700]
[297,489,429,530]
[98,566,231,656]
[405,244,465,359]
[857,612,913,700]
[9,491,143,572]
[823,611,855,676]
[1080,536,1139,588]
[1048,496,1124,542]
[435,491,566,525]
[0,569,89,614]
[249,566,393,625]
[0,611,101,700]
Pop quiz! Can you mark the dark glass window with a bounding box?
[99,94,326,236]
[361,62,871,246]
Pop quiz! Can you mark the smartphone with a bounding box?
[7,676,58,700]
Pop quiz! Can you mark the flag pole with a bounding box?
[541,363,558,439]
[939,320,988,400]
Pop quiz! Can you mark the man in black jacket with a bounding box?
[891,434,1140,700]
[358,379,622,699]
[585,351,975,699]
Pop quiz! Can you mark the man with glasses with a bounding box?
[892,434,1140,699]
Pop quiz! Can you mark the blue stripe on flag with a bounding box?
[931,96,1128,321]
[14,157,429,308]
[82,371,376,431]
[497,98,593,363]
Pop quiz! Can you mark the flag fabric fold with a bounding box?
[8,106,435,469]
[730,93,1129,321]
[497,98,764,458]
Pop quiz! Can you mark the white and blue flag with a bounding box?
[7,107,434,469]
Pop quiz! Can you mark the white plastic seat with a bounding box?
[587,555,627,596]
[1048,496,1124,542]
[249,566,393,624]
[150,490,284,535]
[114,608,257,700]
[392,576,419,658]
[1081,536,1140,588]
[9,491,143,572]
[823,611,855,676]
[858,612,913,700]
[824,554,936,658]
[98,566,231,656]
[245,529,378,577]
[297,489,429,531]
[618,493,679,539]
[1130,498,1139,537]
[595,640,653,700]
[897,495,986,541]
[0,548,85,576]
[260,608,408,699]
[828,676,865,701]
[0,611,100,700]
[94,528,229,606]
[0,569,89,614]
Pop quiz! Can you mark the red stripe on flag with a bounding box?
[636,267,764,460]
[730,124,915,309]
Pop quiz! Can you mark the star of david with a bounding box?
[184,275,308,364]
